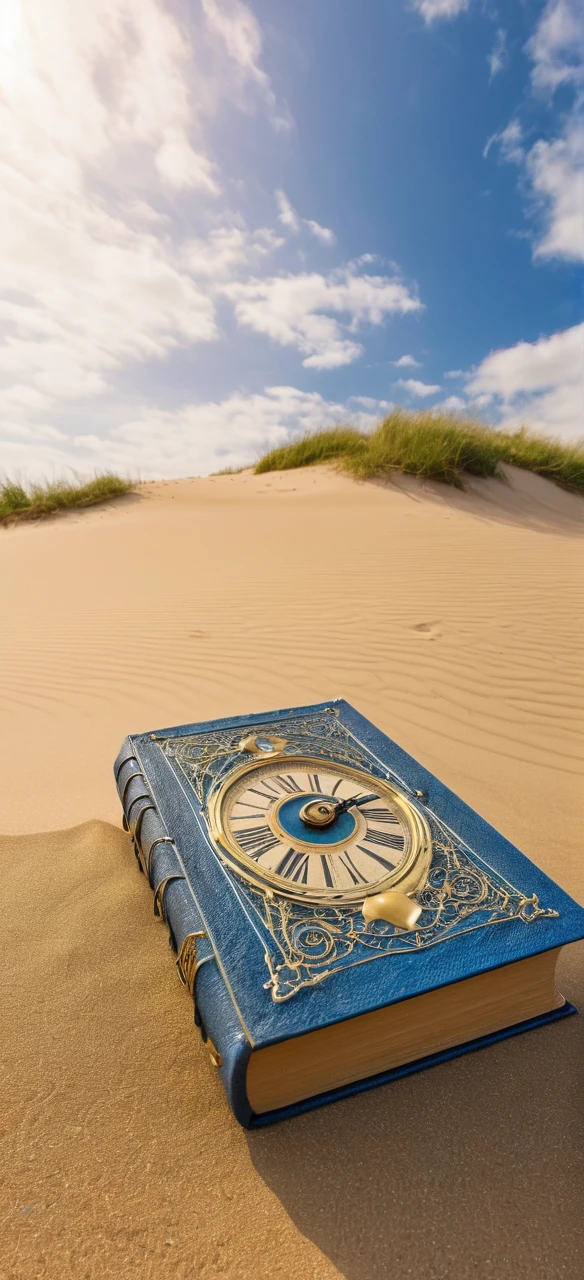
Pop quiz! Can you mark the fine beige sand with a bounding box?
[1,464,583,1279]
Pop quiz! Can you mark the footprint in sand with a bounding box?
[412,621,442,640]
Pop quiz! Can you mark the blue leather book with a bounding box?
[114,700,584,1127]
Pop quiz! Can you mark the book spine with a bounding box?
[114,737,254,1127]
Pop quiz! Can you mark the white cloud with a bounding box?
[184,222,283,277]
[441,395,466,411]
[486,1,584,262]
[0,385,388,481]
[444,369,464,379]
[276,190,335,244]
[467,323,584,439]
[392,354,421,368]
[0,0,310,453]
[412,0,471,23]
[484,119,523,163]
[200,0,290,129]
[396,378,442,397]
[527,0,584,93]
[349,395,393,411]
[488,29,509,80]
[0,0,243,426]
[527,117,584,261]
[223,266,422,369]
[305,219,336,246]
[276,190,301,232]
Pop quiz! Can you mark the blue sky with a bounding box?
[1,0,582,480]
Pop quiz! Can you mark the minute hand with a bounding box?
[333,791,380,816]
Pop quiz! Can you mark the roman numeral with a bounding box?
[291,855,310,884]
[364,828,405,851]
[234,798,272,812]
[248,786,277,805]
[236,825,280,858]
[274,774,302,794]
[232,812,268,820]
[358,807,400,824]
[338,851,369,885]
[357,845,397,873]
[307,773,322,793]
[275,848,304,879]
[322,856,334,888]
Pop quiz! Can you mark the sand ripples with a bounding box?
[0,467,582,839]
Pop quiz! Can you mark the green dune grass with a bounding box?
[0,473,133,526]
[255,411,584,493]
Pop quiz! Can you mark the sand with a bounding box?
[1,464,583,1279]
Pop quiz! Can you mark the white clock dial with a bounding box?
[208,754,431,905]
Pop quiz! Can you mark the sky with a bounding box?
[1,0,583,481]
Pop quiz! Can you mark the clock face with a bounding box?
[208,753,431,905]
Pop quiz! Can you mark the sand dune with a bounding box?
[1,465,583,1279]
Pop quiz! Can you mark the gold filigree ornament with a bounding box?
[158,710,559,1002]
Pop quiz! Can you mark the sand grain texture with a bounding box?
[1,466,583,1279]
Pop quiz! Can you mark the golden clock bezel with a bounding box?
[206,753,432,906]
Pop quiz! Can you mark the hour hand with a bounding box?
[333,791,380,816]
[299,790,380,829]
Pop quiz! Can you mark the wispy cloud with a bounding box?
[201,0,292,130]
[305,219,336,246]
[412,0,471,24]
[488,29,509,80]
[223,266,422,369]
[276,190,301,232]
[276,190,336,244]
[396,378,442,397]
[184,222,283,277]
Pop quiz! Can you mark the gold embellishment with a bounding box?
[131,802,156,847]
[146,836,175,882]
[153,874,185,922]
[157,710,559,1003]
[115,753,139,782]
[205,1038,222,1068]
[362,890,422,930]
[121,770,145,806]
[176,931,208,996]
[239,733,288,756]
[159,707,355,806]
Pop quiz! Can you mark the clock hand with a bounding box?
[332,791,380,816]
[298,790,380,828]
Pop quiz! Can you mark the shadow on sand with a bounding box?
[248,943,584,1280]
[369,463,584,537]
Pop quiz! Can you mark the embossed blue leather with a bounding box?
[114,701,584,1128]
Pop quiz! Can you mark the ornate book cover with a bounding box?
[114,700,584,1127]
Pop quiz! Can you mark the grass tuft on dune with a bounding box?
[255,411,584,492]
[0,473,133,526]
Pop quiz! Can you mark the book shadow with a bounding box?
[247,944,584,1280]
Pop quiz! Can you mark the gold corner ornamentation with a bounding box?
[249,820,560,1001]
